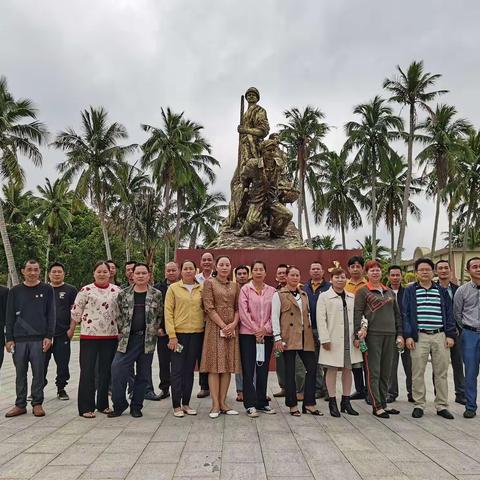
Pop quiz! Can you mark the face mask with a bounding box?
[256,342,265,364]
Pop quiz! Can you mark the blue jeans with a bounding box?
[461,328,480,412]
[111,335,153,412]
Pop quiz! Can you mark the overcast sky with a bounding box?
[1,0,479,257]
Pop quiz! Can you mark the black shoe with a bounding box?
[350,391,365,400]
[144,392,161,401]
[107,410,124,418]
[197,389,210,398]
[373,410,389,418]
[159,389,170,400]
[437,409,454,420]
[455,395,467,405]
[340,396,359,416]
[301,405,323,416]
[407,394,414,403]
[130,409,143,418]
[385,408,400,415]
[412,408,423,418]
[328,397,341,418]
[464,409,476,419]
[57,389,69,401]
[386,395,396,403]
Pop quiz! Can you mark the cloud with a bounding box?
[1,0,479,257]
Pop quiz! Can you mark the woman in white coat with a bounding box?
[317,266,363,417]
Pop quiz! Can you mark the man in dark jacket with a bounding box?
[303,261,330,398]
[5,260,55,418]
[403,258,456,420]
[387,265,413,403]
[0,285,8,370]
[435,259,465,405]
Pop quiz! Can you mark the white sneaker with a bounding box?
[209,411,220,419]
[246,407,259,418]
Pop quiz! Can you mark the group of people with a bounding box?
[2,252,480,421]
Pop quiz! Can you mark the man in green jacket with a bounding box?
[109,263,163,418]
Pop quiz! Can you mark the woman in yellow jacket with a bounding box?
[165,260,205,417]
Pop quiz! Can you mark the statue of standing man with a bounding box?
[227,87,269,227]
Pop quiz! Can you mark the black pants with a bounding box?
[197,332,209,390]
[388,348,412,399]
[240,334,273,410]
[45,333,71,390]
[13,340,45,407]
[171,333,203,408]
[353,365,368,395]
[111,335,153,412]
[78,338,117,415]
[146,336,171,394]
[0,333,4,370]
[284,349,316,408]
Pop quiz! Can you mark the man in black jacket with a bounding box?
[435,259,465,404]
[5,260,55,417]
[0,284,8,370]
[386,265,413,403]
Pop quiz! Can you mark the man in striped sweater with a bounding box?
[403,258,456,420]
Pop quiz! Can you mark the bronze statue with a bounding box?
[227,87,269,227]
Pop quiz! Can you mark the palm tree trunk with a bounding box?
[460,187,475,283]
[189,224,198,249]
[0,202,19,285]
[430,191,441,259]
[371,168,377,260]
[390,224,395,263]
[125,232,130,262]
[44,232,51,282]
[297,149,305,241]
[395,103,415,264]
[174,190,183,255]
[448,198,454,267]
[303,200,312,247]
[98,206,112,259]
[341,221,346,250]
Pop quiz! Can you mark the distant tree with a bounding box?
[356,235,389,260]
[311,234,341,250]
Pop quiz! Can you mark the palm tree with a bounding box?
[416,104,472,257]
[383,60,447,263]
[141,108,218,256]
[109,162,149,260]
[455,131,480,281]
[345,96,403,259]
[183,188,227,248]
[278,106,329,245]
[311,234,341,250]
[1,181,37,224]
[356,235,389,260]
[313,149,363,249]
[53,107,136,259]
[0,76,48,284]
[369,152,422,260]
[33,178,74,280]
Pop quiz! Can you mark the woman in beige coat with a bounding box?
[317,266,363,417]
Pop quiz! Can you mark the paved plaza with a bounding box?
[1,343,480,479]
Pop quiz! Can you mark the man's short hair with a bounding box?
[276,263,288,270]
[48,261,65,273]
[467,257,480,270]
[124,260,137,268]
[23,259,40,268]
[310,261,323,268]
[106,259,118,267]
[388,265,402,274]
[435,259,450,269]
[133,262,150,273]
[347,256,365,267]
[234,265,249,275]
[414,258,435,271]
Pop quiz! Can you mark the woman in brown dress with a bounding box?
[200,256,241,418]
